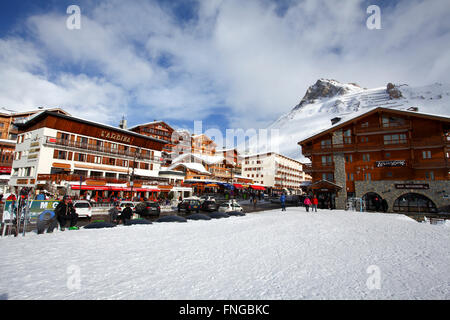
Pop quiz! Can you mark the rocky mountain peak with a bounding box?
[293,79,361,111]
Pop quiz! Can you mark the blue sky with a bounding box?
[0,0,449,139]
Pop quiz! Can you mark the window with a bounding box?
[322,155,332,165]
[382,116,405,128]
[94,156,102,164]
[362,154,370,162]
[384,134,407,145]
[361,121,369,128]
[364,173,371,181]
[385,152,391,158]
[425,171,435,180]
[56,150,66,160]
[321,139,332,148]
[347,173,354,181]
[345,155,353,163]
[322,173,334,181]
[422,151,432,159]
[360,136,368,143]
[344,129,352,144]
[387,172,393,177]
[60,133,70,141]
[76,153,86,162]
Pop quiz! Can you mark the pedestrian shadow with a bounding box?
[0,293,8,300]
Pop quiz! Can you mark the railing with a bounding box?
[411,136,447,148]
[303,163,334,173]
[411,160,449,169]
[44,137,162,162]
[355,122,411,134]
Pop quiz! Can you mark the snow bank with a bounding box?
[0,209,449,300]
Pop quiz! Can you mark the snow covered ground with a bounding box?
[1,208,449,300]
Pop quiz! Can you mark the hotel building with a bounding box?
[241,152,310,194]
[298,107,450,212]
[10,111,167,200]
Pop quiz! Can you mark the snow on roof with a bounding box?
[298,106,450,144]
[168,162,211,175]
[171,153,225,165]
[18,111,168,145]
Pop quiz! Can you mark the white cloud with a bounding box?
[0,0,449,130]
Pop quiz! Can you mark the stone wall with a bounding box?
[355,180,450,212]
[332,130,347,210]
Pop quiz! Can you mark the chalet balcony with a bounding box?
[354,122,411,135]
[411,136,448,148]
[411,160,450,169]
[304,163,334,173]
[36,173,129,184]
[44,137,162,163]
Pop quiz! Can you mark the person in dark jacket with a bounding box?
[381,199,388,213]
[280,193,286,212]
[108,204,120,224]
[55,196,78,231]
[121,204,133,225]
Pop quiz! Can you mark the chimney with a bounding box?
[407,107,419,112]
[119,116,127,129]
[331,117,341,125]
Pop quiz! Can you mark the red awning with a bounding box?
[71,185,109,191]
[233,184,243,189]
[250,185,265,191]
[70,185,160,192]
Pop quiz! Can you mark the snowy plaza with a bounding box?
[1,208,449,300]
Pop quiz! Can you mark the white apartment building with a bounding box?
[242,152,310,194]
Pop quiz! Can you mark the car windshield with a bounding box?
[121,203,133,207]
[74,202,90,208]
[147,202,159,207]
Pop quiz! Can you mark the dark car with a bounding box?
[201,200,219,212]
[135,201,161,217]
[178,199,201,213]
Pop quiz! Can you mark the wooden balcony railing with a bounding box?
[355,122,411,134]
[45,137,161,162]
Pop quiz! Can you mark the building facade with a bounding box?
[242,152,309,195]
[298,107,450,212]
[10,111,167,200]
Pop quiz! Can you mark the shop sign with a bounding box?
[100,130,134,144]
[395,183,429,190]
[375,160,406,168]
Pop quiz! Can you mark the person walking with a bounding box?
[280,193,286,212]
[55,196,78,231]
[121,203,133,225]
[312,195,318,212]
[304,197,312,212]
[108,203,120,224]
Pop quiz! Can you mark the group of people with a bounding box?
[279,194,319,213]
[107,203,133,225]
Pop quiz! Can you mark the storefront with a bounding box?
[308,180,342,209]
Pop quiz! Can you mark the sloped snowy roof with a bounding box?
[168,162,211,175]
[171,153,225,165]
[298,106,450,144]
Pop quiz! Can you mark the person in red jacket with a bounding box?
[312,196,318,212]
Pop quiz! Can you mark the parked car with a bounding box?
[135,201,161,217]
[218,201,244,213]
[72,200,92,218]
[178,199,201,213]
[118,201,136,213]
[201,200,219,212]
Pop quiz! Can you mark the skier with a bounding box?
[55,196,78,231]
[304,197,312,212]
[121,203,133,225]
[280,193,286,212]
[312,195,318,212]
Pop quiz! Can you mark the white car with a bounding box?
[218,201,244,213]
[72,200,92,218]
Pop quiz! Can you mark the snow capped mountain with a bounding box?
[265,79,450,161]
